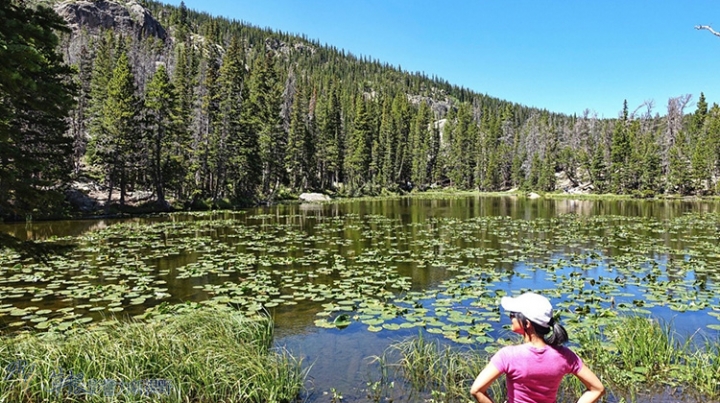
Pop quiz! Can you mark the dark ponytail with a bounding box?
[545,317,569,346]
[517,313,569,346]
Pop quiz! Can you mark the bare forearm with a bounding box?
[471,390,495,403]
[577,389,604,403]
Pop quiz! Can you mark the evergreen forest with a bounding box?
[3,0,720,223]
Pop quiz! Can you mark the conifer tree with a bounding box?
[0,1,75,220]
[706,104,720,193]
[97,51,140,206]
[217,36,260,202]
[315,83,343,189]
[589,145,608,193]
[194,52,220,199]
[232,63,262,202]
[286,83,311,191]
[428,113,441,186]
[450,104,476,189]
[410,101,432,188]
[378,95,395,187]
[439,107,457,187]
[345,95,373,193]
[143,64,176,208]
[171,44,195,197]
[247,51,285,197]
[86,31,115,169]
[690,93,711,193]
[610,100,631,193]
[637,125,662,194]
[391,91,412,186]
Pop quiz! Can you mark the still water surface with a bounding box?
[2,195,719,401]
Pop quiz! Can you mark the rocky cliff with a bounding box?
[54,0,167,40]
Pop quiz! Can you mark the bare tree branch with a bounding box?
[696,25,720,37]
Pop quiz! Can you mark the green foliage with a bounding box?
[285,79,314,191]
[248,50,284,197]
[143,64,177,208]
[384,315,720,402]
[0,308,306,402]
[345,95,374,194]
[575,315,720,400]
[6,0,720,224]
[0,1,75,220]
[96,51,140,205]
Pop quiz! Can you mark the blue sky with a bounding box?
[165,0,720,118]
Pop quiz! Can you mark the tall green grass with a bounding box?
[575,315,720,402]
[0,309,306,402]
[376,333,502,402]
[385,316,720,403]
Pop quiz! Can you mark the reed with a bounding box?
[383,333,503,402]
[387,316,720,402]
[0,309,305,402]
[575,315,720,402]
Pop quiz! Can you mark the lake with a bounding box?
[1,195,719,402]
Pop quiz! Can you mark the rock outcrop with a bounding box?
[299,193,331,202]
[265,37,316,56]
[54,0,167,40]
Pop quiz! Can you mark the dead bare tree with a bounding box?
[662,94,692,175]
[696,25,720,37]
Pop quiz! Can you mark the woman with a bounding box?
[470,292,604,403]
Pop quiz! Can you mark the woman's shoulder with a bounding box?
[551,344,580,357]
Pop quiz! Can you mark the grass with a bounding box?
[0,308,306,402]
[575,315,720,402]
[375,332,501,402]
[381,316,720,403]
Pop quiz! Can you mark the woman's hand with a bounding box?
[575,364,605,403]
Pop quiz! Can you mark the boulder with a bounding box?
[299,193,331,202]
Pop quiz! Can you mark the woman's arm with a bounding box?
[470,363,502,403]
[574,364,605,403]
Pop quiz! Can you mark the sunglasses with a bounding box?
[508,312,517,319]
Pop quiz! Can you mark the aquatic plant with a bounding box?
[0,308,306,402]
[384,315,720,402]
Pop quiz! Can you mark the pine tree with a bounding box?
[345,95,373,194]
[690,93,712,193]
[171,43,195,198]
[70,40,94,177]
[378,95,395,187]
[638,125,662,194]
[610,100,631,193]
[706,104,720,193]
[86,31,115,170]
[227,45,261,202]
[693,92,708,132]
[428,112,441,186]
[450,104,476,189]
[0,1,76,220]
[410,101,432,188]
[286,83,310,191]
[143,64,176,208]
[216,36,260,202]
[439,107,457,187]
[589,145,608,193]
[391,91,412,186]
[247,51,285,198]
[315,82,343,189]
[97,51,140,206]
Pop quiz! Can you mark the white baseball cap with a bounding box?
[501,292,553,328]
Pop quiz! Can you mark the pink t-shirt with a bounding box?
[489,344,583,403]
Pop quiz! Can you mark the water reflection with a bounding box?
[2,195,720,402]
